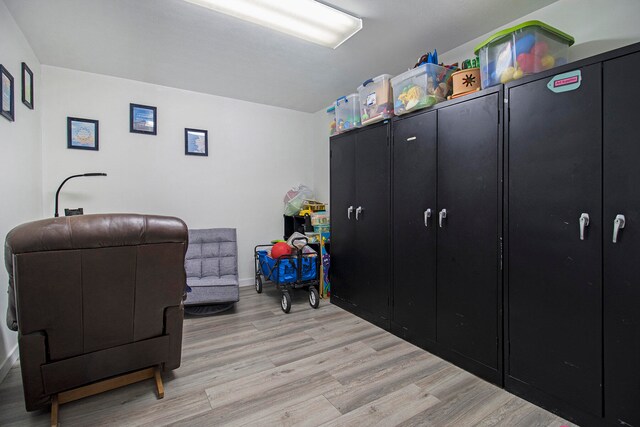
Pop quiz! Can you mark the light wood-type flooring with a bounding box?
[0,286,574,426]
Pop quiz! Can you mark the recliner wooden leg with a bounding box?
[50,394,59,427]
[154,367,164,399]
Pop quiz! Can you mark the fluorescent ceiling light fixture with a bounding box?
[183,0,362,49]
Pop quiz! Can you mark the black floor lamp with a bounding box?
[54,173,107,217]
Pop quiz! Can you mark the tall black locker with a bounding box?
[603,51,640,427]
[330,122,391,327]
[355,124,391,323]
[506,63,603,420]
[392,111,438,344]
[330,132,357,306]
[437,93,501,381]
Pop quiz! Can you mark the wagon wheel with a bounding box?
[255,275,263,293]
[281,291,292,313]
[309,287,320,309]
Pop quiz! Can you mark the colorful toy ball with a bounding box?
[271,242,292,259]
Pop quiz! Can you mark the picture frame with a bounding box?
[21,62,33,109]
[1,65,15,122]
[130,103,157,135]
[67,117,99,151]
[185,128,208,156]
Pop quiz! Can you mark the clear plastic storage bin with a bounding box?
[474,21,574,88]
[391,64,454,115]
[335,93,361,133]
[326,103,336,136]
[357,74,394,126]
[311,212,330,226]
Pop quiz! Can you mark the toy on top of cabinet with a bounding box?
[475,20,574,88]
[449,56,482,100]
[335,93,362,133]
[414,49,439,68]
[358,74,394,126]
[326,103,336,136]
[391,49,458,115]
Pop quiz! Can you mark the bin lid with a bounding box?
[390,63,447,86]
[336,93,359,106]
[326,104,335,113]
[474,20,575,55]
[358,74,393,90]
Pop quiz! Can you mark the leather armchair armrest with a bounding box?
[163,304,184,371]
[18,331,49,411]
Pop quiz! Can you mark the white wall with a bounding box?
[0,2,42,379]
[310,109,330,212]
[41,66,315,284]
[311,0,640,204]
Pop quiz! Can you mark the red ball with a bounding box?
[531,41,549,57]
[516,53,541,73]
[271,242,292,259]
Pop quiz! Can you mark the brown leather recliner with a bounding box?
[4,214,188,412]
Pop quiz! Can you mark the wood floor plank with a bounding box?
[324,351,446,414]
[269,318,386,367]
[205,341,375,409]
[240,394,342,427]
[319,383,440,427]
[400,376,506,427]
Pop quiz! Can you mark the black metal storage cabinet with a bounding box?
[602,51,640,427]
[505,44,640,426]
[391,111,438,346]
[330,121,391,329]
[330,42,640,427]
[390,88,503,385]
[435,91,502,384]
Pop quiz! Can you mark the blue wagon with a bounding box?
[254,237,320,313]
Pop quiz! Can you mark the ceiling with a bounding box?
[3,0,557,112]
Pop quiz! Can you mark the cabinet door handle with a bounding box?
[355,206,362,221]
[613,214,626,243]
[347,206,354,220]
[579,213,590,240]
[424,209,432,227]
[439,209,447,228]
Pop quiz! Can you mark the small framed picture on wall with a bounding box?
[67,117,99,151]
[1,65,15,122]
[130,103,157,135]
[185,128,208,156]
[21,62,33,109]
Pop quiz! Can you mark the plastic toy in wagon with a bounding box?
[335,93,362,133]
[475,20,574,88]
[391,50,456,115]
[358,74,394,126]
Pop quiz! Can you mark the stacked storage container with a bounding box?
[391,63,455,115]
[335,93,361,133]
[358,74,394,126]
[475,20,574,88]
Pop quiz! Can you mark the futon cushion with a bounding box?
[185,228,237,279]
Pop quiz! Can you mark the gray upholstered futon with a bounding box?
[185,228,239,307]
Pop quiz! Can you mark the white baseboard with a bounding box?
[0,344,18,385]
[239,277,254,287]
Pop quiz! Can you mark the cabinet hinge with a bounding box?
[500,239,503,271]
